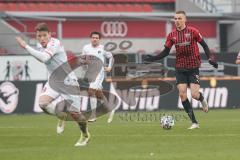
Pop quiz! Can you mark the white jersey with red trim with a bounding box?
[36,37,68,77]
[81,43,113,89]
[35,38,80,110]
[82,43,112,64]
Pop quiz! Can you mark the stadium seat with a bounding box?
[105,4,115,12]
[18,3,29,11]
[77,4,88,12]
[0,3,6,11]
[115,4,125,12]
[7,3,18,11]
[97,4,107,12]
[0,1,157,12]
[48,3,57,12]
[133,4,143,12]
[67,3,79,12]
[27,3,38,11]
[38,3,46,12]
[87,3,98,12]
[143,4,153,12]
[57,3,69,12]
[125,4,135,12]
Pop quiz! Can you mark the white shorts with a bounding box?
[89,71,104,90]
[77,65,105,90]
[40,81,81,112]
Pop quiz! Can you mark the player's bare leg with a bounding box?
[39,95,55,115]
[106,90,117,123]
[177,84,199,129]
[87,88,115,123]
[54,99,68,135]
[39,96,66,134]
[88,88,97,122]
[107,84,119,123]
[190,83,209,113]
[70,112,90,147]
[96,90,113,114]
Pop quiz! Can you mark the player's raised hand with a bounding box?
[15,37,27,49]
[104,67,112,72]
[208,59,218,69]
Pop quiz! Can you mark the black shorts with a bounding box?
[175,68,200,85]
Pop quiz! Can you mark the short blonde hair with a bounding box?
[175,10,186,16]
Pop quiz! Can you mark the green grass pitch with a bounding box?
[0,109,239,160]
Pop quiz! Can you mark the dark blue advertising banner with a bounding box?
[0,78,239,114]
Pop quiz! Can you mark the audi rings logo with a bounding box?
[101,21,128,37]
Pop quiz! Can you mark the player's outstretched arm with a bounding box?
[104,52,114,72]
[199,39,218,69]
[15,37,51,63]
[144,47,170,62]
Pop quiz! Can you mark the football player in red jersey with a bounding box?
[145,11,218,129]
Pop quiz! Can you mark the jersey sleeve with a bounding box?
[103,50,113,59]
[164,33,173,49]
[103,50,114,68]
[44,39,60,57]
[193,28,203,43]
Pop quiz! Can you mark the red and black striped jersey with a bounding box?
[165,26,203,69]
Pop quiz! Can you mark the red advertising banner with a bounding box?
[8,20,216,38]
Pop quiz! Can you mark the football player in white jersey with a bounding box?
[81,31,114,122]
[15,23,90,147]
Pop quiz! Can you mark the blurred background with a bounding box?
[0,0,240,114]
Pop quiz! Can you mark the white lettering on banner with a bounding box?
[0,82,19,114]
[178,87,228,109]
[214,88,228,107]
[101,21,128,37]
[109,83,160,111]
[33,83,44,113]
[32,83,160,112]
